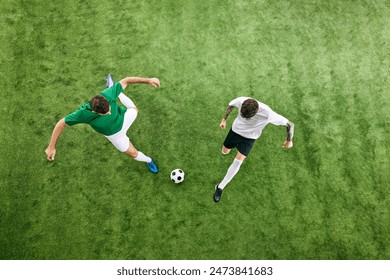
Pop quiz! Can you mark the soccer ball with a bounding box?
[170,169,185,184]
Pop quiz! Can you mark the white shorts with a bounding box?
[106,108,138,152]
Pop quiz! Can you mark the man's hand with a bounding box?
[148,78,160,87]
[45,147,56,161]
[283,140,293,149]
[45,118,66,161]
[219,106,234,129]
[220,119,227,129]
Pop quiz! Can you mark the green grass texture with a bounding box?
[0,0,389,260]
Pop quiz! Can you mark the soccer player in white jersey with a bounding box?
[214,97,295,202]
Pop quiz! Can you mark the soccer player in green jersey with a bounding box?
[45,75,160,173]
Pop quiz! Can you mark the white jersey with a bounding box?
[229,97,289,139]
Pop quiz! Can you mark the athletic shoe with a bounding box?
[147,160,158,174]
[106,74,114,88]
[213,184,223,203]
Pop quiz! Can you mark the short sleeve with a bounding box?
[101,82,123,102]
[64,110,85,126]
[64,102,95,126]
[268,111,289,126]
[229,97,248,108]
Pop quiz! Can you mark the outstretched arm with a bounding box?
[45,118,67,161]
[119,77,160,90]
[220,105,235,129]
[283,121,295,149]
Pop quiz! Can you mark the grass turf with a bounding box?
[0,0,389,259]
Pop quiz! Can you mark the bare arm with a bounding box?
[119,77,160,90]
[283,121,295,149]
[220,105,235,129]
[45,118,67,161]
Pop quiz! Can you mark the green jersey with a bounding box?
[64,83,126,136]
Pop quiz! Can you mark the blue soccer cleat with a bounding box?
[106,74,114,88]
[147,160,158,174]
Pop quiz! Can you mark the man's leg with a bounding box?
[119,106,156,173]
[106,109,158,174]
[214,152,245,202]
[219,152,245,189]
[107,74,138,111]
[221,145,231,155]
[119,93,137,110]
[124,142,149,161]
[124,142,158,174]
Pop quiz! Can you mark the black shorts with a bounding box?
[223,128,255,156]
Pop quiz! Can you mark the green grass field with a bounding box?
[0,0,389,260]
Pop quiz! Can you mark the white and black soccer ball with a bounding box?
[170,169,185,184]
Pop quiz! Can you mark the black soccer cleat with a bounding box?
[213,184,223,203]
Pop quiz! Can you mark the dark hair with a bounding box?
[240,99,259,119]
[90,96,109,114]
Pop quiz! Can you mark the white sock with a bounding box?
[218,158,243,189]
[134,151,152,163]
[108,78,114,88]
[119,93,136,109]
